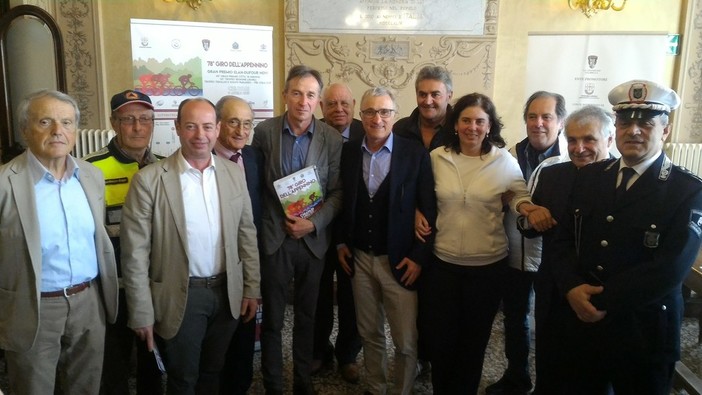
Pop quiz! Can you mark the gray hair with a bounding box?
[360,86,398,111]
[18,90,80,132]
[565,105,614,139]
[214,95,253,121]
[523,91,567,122]
[415,65,453,94]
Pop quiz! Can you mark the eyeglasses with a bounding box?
[360,108,395,119]
[117,116,154,126]
[226,118,254,130]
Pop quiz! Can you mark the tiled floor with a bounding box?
[1,309,701,394]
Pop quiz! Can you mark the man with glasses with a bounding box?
[213,95,264,395]
[336,87,436,395]
[83,89,162,395]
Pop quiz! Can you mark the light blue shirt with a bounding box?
[27,150,98,292]
[281,115,314,176]
[361,133,394,196]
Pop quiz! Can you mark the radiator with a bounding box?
[74,129,115,158]
[665,143,702,177]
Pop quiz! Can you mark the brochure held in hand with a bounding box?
[273,165,324,219]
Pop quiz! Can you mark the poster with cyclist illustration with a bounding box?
[131,19,274,156]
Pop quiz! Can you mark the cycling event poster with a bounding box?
[130,19,274,156]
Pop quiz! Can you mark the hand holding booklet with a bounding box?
[273,165,324,219]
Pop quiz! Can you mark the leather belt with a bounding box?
[189,273,226,288]
[41,280,92,298]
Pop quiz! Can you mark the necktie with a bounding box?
[230,152,241,163]
[616,167,636,202]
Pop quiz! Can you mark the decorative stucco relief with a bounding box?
[56,0,98,128]
[285,0,497,114]
[286,34,494,92]
[683,0,702,141]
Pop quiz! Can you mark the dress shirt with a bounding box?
[27,150,98,292]
[214,140,246,176]
[618,151,659,190]
[362,133,394,196]
[281,117,314,176]
[523,138,560,181]
[340,125,351,142]
[176,151,223,277]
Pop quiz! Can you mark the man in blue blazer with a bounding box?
[213,95,264,395]
[252,65,343,395]
[336,87,437,395]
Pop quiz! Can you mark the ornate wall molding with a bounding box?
[676,0,702,142]
[285,0,498,115]
[55,0,99,128]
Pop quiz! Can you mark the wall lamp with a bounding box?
[163,0,211,10]
[569,0,627,18]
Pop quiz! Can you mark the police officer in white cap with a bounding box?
[546,80,702,394]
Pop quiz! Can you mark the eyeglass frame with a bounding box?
[224,118,254,130]
[116,116,155,126]
[359,108,396,119]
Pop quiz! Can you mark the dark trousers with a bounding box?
[261,238,325,392]
[160,285,238,395]
[219,315,256,395]
[312,246,361,365]
[101,290,163,395]
[537,298,675,395]
[498,267,535,387]
[428,257,506,395]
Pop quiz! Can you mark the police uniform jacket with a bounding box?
[551,152,702,362]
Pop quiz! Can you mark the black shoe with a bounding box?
[293,382,317,395]
[485,376,532,395]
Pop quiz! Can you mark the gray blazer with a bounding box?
[120,152,261,340]
[252,114,343,259]
[0,152,118,351]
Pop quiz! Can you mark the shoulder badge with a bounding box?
[658,156,672,181]
[690,209,702,237]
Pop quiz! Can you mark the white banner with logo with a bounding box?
[130,19,274,156]
[526,33,668,115]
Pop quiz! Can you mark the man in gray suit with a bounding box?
[121,98,261,394]
[253,65,343,395]
[0,90,119,395]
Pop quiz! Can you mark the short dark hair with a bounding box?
[284,65,323,94]
[446,93,505,155]
[522,91,566,122]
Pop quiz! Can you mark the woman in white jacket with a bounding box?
[426,93,553,394]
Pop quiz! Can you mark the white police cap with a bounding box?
[608,80,680,114]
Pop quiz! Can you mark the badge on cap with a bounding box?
[629,83,647,102]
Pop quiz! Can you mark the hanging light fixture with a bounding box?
[163,0,212,11]
[569,0,627,18]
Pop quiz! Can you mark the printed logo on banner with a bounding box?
[172,39,181,49]
[587,55,598,69]
[260,44,267,52]
[584,83,595,95]
[232,42,240,50]
[140,36,149,48]
[202,39,211,51]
